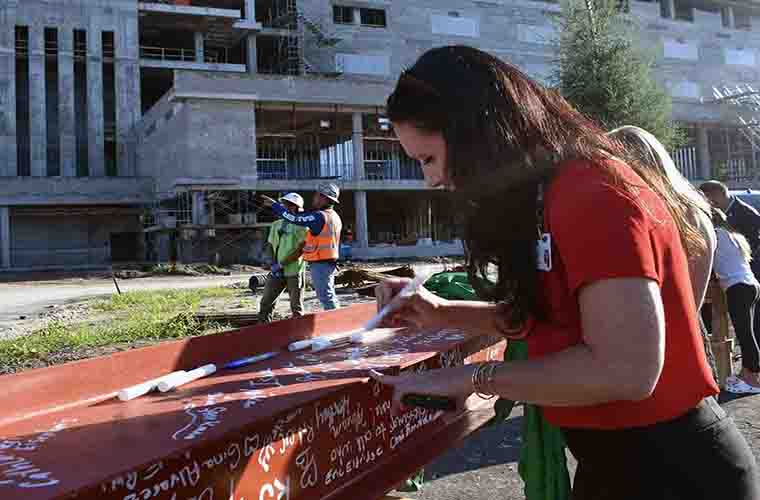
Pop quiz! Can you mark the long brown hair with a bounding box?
[387,46,703,322]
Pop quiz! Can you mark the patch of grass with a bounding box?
[0,287,236,373]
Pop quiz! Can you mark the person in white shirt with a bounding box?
[711,208,760,393]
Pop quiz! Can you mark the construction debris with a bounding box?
[335,265,416,288]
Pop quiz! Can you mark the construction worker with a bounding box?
[261,183,343,310]
[258,193,307,323]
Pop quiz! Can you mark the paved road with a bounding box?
[395,393,760,499]
[0,274,249,323]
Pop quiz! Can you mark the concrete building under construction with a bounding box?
[3,0,760,269]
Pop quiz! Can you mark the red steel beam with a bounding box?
[0,304,505,500]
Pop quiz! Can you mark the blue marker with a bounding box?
[224,351,279,370]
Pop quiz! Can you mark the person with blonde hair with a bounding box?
[610,126,717,379]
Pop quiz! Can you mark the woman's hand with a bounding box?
[375,278,452,330]
[369,365,477,414]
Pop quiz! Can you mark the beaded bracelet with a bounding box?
[472,362,500,400]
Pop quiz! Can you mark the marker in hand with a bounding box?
[401,393,458,412]
[368,271,431,331]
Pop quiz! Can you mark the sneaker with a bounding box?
[725,376,760,394]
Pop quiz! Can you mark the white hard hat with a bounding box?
[317,183,340,204]
[279,192,304,209]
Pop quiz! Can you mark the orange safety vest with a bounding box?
[303,209,343,262]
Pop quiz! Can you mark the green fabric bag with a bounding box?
[425,272,571,500]
[507,341,571,500]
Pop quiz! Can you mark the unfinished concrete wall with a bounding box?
[288,0,760,124]
[0,177,154,205]
[0,2,18,177]
[11,0,141,180]
[136,97,256,193]
[136,99,191,195]
[183,98,256,183]
[10,210,140,268]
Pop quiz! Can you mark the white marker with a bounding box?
[158,364,217,392]
[363,271,431,331]
[311,333,357,352]
[118,370,187,401]
[288,339,315,352]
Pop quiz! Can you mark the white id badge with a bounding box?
[536,233,552,271]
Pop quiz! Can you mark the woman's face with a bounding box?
[393,122,454,190]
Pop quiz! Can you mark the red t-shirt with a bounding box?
[527,158,719,429]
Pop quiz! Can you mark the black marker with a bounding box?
[401,394,457,411]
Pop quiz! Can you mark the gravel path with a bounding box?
[0,274,249,340]
[0,262,453,340]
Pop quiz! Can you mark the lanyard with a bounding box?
[536,182,545,239]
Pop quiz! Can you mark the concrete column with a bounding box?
[192,191,208,225]
[351,112,365,180]
[245,0,256,20]
[115,14,142,177]
[0,5,17,177]
[28,25,47,177]
[58,27,77,177]
[87,26,105,177]
[723,6,735,29]
[250,102,258,178]
[246,35,257,74]
[194,32,204,63]
[0,206,9,268]
[662,0,675,19]
[244,0,257,74]
[354,190,369,249]
[697,125,711,180]
[352,7,362,25]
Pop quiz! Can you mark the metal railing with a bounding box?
[74,41,86,58]
[16,39,114,58]
[256,135,354,180]
[140,45,235,64]
[254,136,424,182]
[363,139,423,181]
[15,38,28,56]
[673,145,699,180]
[140,45,197,62]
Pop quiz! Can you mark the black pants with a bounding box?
[727,283,760,372]
[563,398,759,499]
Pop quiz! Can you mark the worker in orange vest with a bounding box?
[261,183,343,310]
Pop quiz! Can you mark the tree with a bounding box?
[553,0,683,149]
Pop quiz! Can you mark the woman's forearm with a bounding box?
[487,343,649,407]
[438,300,510,336]
[444,342,651,408]
[437,303,656,406]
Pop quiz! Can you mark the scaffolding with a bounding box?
[142,189,277,265]
[258,0,342,76]
[706,84,760,184]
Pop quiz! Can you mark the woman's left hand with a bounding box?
[369,365,476,414]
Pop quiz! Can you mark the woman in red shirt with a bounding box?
[372,46,759,498]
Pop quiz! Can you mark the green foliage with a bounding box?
[553,0,683,150]
[0,287,235,373]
